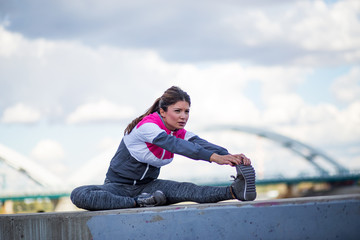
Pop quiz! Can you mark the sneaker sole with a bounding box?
[236,164,256,201]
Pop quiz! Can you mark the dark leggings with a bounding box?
[70,179,233,210]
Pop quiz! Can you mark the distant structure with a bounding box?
[0,143,64,191]
[205,125,349,176]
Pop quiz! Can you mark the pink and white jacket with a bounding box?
[106,112,228,185]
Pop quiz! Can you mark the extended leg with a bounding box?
[143,179,233,204]
[70,184,137,210]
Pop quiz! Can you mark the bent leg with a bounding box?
[70,184,136,210]
[143,179,233,204]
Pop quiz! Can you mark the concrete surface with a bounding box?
[1,194,359,240]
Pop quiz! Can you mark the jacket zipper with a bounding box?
[139,163,150,181]
[160,131,173,160]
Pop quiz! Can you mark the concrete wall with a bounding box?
[1,194,359,240]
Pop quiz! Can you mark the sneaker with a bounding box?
[135,190,167,207]
[230,164,256,201]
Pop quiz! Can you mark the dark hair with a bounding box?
[124,86,191,135]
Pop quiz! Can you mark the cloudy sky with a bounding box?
[0,0,359,188]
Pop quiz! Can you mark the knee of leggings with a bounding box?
[70,186,84,206]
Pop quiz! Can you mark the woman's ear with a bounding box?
[159,108,165,118]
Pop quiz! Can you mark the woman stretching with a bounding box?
[70,86,256,210]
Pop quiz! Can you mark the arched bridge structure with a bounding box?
[205,125,349,176]
[205,125,360,186]
[0,143,63,188]
[0,143,69,202]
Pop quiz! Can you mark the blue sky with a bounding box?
[0,0,359,187]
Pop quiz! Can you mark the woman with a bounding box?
[71,86,256,210]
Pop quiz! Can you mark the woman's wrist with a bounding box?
[209,153,218,163]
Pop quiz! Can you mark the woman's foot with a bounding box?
[230,164,256,201]
[135,190,167,207]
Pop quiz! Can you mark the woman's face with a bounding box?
[160,100,190,131]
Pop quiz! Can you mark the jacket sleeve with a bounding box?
[187,135,229,155]
[152,132,214,161]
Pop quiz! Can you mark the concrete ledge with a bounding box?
[1,194,360,240]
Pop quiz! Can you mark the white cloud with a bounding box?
[31,139,65,162]
[271,100,360,148]
[339,100,360,138]
[222,0,360,65]
[293,0,360,51]
[0,25,180,120]
[262,94,304,124]
[96,137,119,152]
[0,25,55,59]
[169,63,310,127]
[0,25,22,57]
[1,103,42,123]
[331,67,360,103]
[30,139,68,177]
[66,99,136,124]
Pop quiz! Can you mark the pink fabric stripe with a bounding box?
[137,113,187,160]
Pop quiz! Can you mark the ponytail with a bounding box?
[124,97,161,135]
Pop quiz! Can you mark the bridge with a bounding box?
[0,125,359,212]
[205,125,350,176]
[204,125,360,197]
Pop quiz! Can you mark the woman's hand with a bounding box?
[233,153,251,165]
[210,153,251,166]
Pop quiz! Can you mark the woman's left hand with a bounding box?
[210,153,251,166]
[233,153,251,165]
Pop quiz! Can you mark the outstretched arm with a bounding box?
[188,135,229,155]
